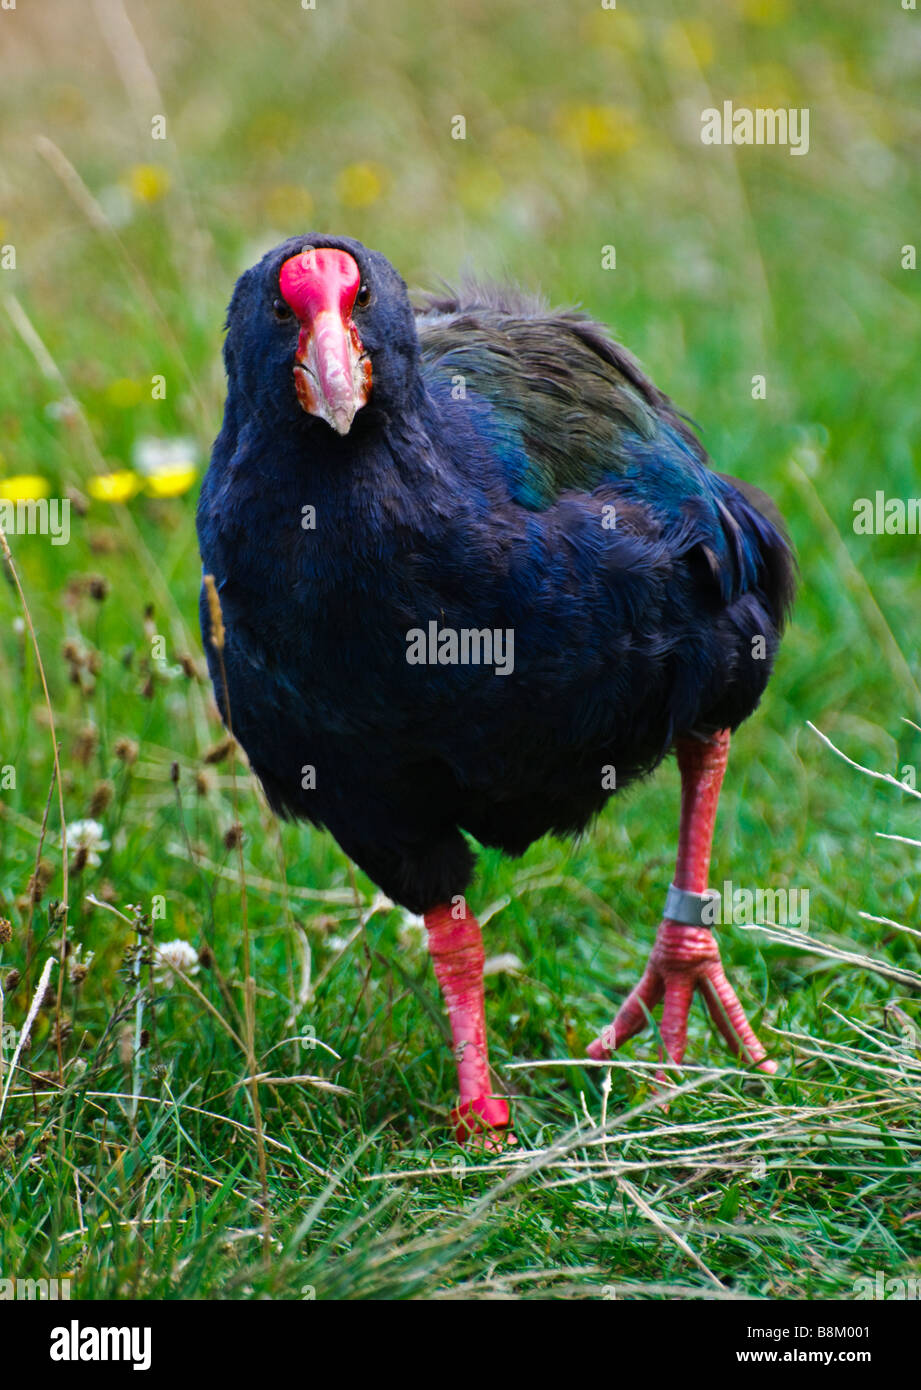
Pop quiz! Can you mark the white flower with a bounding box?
[484,952,524,977]
[132,435,197,477]
[67,819,110,868]
[154,938,200,983]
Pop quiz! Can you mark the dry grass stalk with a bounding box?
[0,529,69,1081]
[202,573,271,1258]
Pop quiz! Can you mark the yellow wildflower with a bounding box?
[105,378,144,409]
[336,163,386,209]
[742,0,790,25]
[144,466,198,498]
[0,475,51,501]
[555,104,639,157]
[129,164,171,204]
[87,471,143,503]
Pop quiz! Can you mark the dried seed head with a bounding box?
[65,486,89,517]
[86,574,109,601]
[223,822,244,850]
[178,653,201,680]
[194,769,214,797]
[203,737,235,765]
[89,528,118,554]
[72,723,98,765]
[203,574,225,652]
[89,780,115,816]
[0,917,12,944]
[47,900,68,927]
[68,944,93,985]
[4,967,20,991]
[27,860,52,905]
[114,737,139,764]
[198,944,214,969]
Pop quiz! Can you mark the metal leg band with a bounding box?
[664,882,720,928]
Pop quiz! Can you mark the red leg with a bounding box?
[587,729,776,1077]
[425,904,513,1145]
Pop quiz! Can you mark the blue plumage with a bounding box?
[197,235,794,913]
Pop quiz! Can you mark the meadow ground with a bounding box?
[0,1,919,1299]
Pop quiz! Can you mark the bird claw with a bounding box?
[587,918,776,1075]
[452,1095,517,1149]
[462,1127,519,1154]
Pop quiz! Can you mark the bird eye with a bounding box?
[355,284,371,308]
[272,298,293,323]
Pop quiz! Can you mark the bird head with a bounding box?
[222,234,420,438]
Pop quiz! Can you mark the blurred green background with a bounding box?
[0,0,919,1300]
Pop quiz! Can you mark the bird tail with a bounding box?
[714,472,797,632]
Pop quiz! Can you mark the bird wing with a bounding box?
[416,291,793,613]
[416,290,704,509]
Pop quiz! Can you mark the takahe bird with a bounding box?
[196,234,795,1144]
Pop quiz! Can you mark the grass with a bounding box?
[0,0,919,1299]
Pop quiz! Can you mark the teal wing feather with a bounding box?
[415,288,794,616]
[416,289,704,508]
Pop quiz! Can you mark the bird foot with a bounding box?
[586,920,776,1079]
[452,1095,517,1150]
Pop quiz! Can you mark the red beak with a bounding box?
[279,248,372,435]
